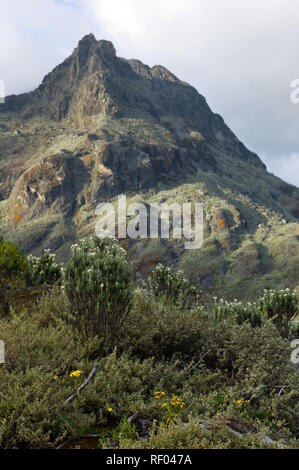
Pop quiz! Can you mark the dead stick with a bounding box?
[249,384,288,402]
[65,361,99,405]
[185,350,211,375]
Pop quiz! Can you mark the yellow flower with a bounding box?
[53,375,58,380]
[107,407,113,412]
[69,370,84,378]
[236,400,243,405]
[161,403,167,408]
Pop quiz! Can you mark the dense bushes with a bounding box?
[119,288,205,361]
[212,288,298,338]
[63,237,133,355]
[0,239,298,449]
[151,264,200,307]
[27,250,62,287]
[213,299,262,328]
[0,290,298,449]
[0,239,29,315]
[259,289,298,338]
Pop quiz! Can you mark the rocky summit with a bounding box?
[0,34,298,299]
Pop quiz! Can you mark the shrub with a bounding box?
[119,288,206,362]
[213,298,262,328]
[63,237,133,355]
[0,286,298,448]
[0,239,29,315]
[114,417,282,449]
[151,264,200,307]
[27,249,62,287]
[259,289,298,338]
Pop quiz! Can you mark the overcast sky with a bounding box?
[0,0,298,187]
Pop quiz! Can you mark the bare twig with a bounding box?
[185,350,211,375]
[249,384,289,402]
[65,361,99,405]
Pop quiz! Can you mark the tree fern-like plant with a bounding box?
[259,289,298,338]
[27,249,62,286]
[63,237,133,355]
[213,298,262,328]
[151,263,200,307]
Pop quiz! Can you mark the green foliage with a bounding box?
[63,237,133,355]
[0,239,29,315]
[213,298,262,328]
[154,391,186,425]
[259,289,298,338]
[119,287,205,361]
[0,241,298,449]
[27,249,62,287]
[0,239,29,286]
[115,417,283,449]
[151,263,200,307]
[212,288,299,336]
[99,414,139,447]
[0,286,298,449]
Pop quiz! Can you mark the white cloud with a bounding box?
[0,0,93,94]
[263,153,299,188]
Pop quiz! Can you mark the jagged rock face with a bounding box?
[10,153,89,224]
[0,34,298,299]
[0,34,270,216]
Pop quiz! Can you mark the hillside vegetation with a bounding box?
[0,237,298,449]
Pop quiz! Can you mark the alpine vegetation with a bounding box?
[0,237,298,449]
[63,237,133,355]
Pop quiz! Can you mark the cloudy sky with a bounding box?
[0,0,298,187]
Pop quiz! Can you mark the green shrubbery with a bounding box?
[0,239,298,449]
[63,237,133,355]
[259,289,298,338]
[151,263,200,307]
[0,238,29,315]
[27,250,62,287]
[212,288,298,337]
[213,298,262,328]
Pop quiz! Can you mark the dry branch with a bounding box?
[65,361,99,405]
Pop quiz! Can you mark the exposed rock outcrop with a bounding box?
[0,34,298,299]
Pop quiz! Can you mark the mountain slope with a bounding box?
[0,34,298,299]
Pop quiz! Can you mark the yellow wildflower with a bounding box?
[69,370,84,378]
[107,407,113,412]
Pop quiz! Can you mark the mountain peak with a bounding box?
[78,33,97,45]
[75,34,116,58]
[1,34,299,298]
